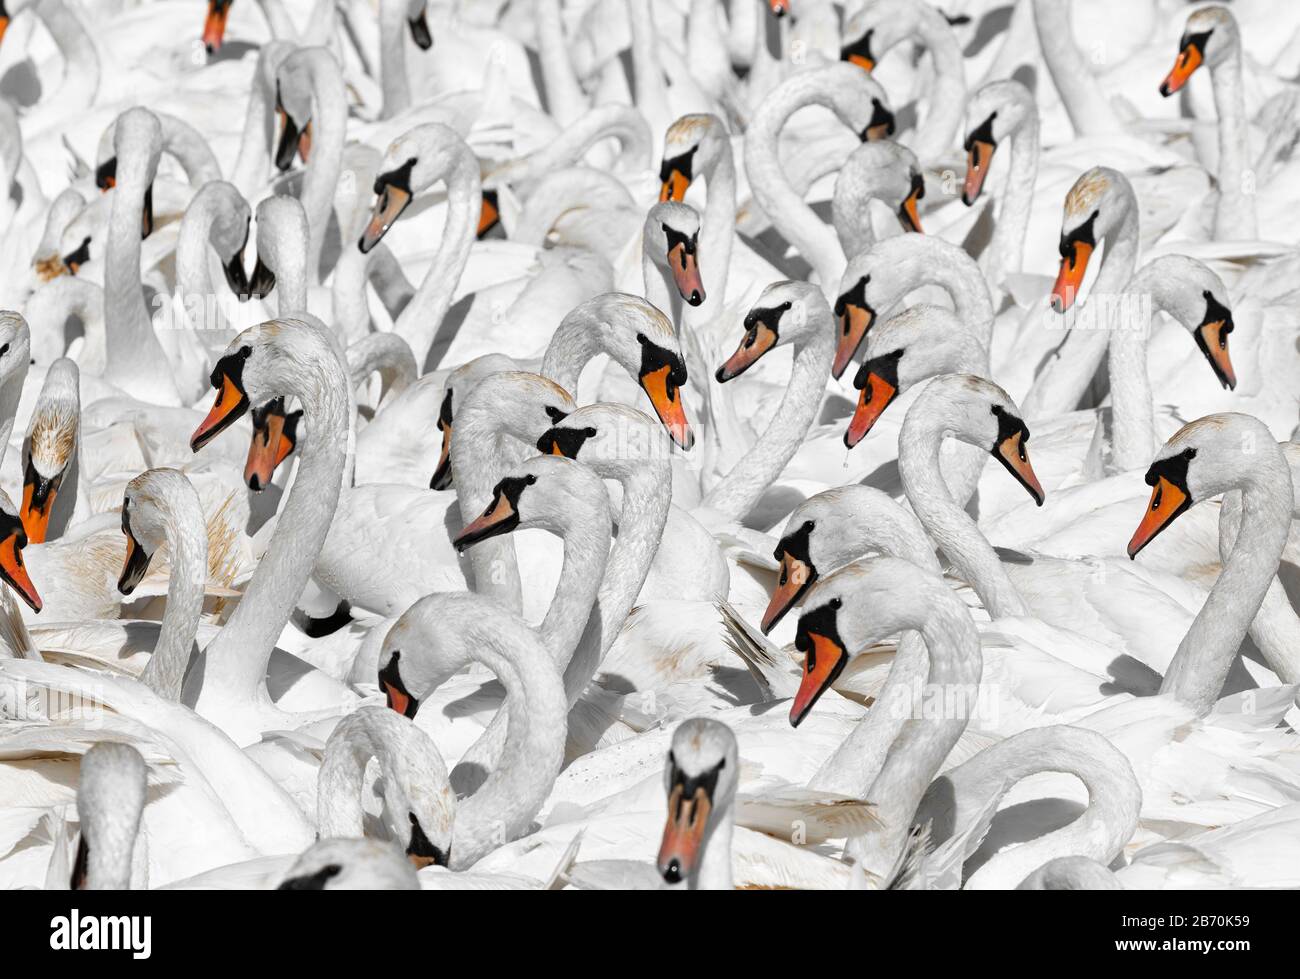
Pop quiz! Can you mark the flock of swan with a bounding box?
[0,0,1298,892]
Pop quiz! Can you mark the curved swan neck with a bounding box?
[900,404,1028,618]
[684,131,736,331]
[984,103,1039,285]
[856,581,981,883]
[906,7,967,161]
[1031,0,1120,136]
[193,328,351,741]
[379,0,413,119]
[31,0,99,123]
[139,488,208,702]
[394,142,479,371]
[932,727,1141,890]
[562,460,670,704]
[450,614,567,869]
[537,500,612,668]
[745,69,877,296]
[1161,448,1293,714]
[293,50,348,283]
[701,305,835,521]
[1022,202,1139,419]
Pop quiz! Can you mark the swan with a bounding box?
[100,108,184,406]
[18,358,84,544]
[656,717,739,889]
[912,725,1141,889]
[273,46,348,283]
[1021,166,1140,420]
[375,590,567,868]
[187,314,359,744]
[830,138,925,264]
[705,280,834,525]
[377,0,434,120]
[744,63,895,298]
[70,741,147,890]
[276,838,420,889]
[788,558,1141,887]
[1128,413,1295,715]
[1158,5,1257,240]
[356,122,479,365]
[960,79,1039,290]
[639,201,706,327]
[839,0,966,163]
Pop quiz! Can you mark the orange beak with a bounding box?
[477,190,500,239]
[0,16,9,49]
[899,183,924,234]
[844,371,898,449]
[0,528,40,613]
[660,169,690,203]
[202,1,231,55]
[761,554,815,634]
[768,0,790,17]
[1160,41,1203,96]
[244,402,294,491]
[715,322,777,382]
[832,303,874,380]
[658,782,712,884]
[1050,240,1093,313]
[790,628,846,727]
[383,680,413,718]
[359,184,412,254]
[847,53,875,71]
[1128,476,1190,559]
[453,494,517,552]
[19,473,58,545]
[1195,320,1237,390]
[640,365,693,450]
[191,372,249,452]
[430,424,453,489]
[668,244,706,307]
[963,140,995,205]
[994,431,1045,506]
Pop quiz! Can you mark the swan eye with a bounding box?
[802,520,814,534]
[0,344,9,357]
[830,597,842,610]
[1151,485,1162,511]
[239,345,252,358]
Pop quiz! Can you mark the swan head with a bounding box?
[21,358,79,544]
[536,402,669,482]
[191,316,343,453]
[841,0,935,72]
[277,839,420,890]
[832,139,925,252]
[1136,255,1236,391]
[1160,6,1238,96]
[789,557,953,726]
[107,108,162,239]
[716,280,825,382]
[248,195,307,302]
[961,80,1035,205]
[406,0,433,50]
[378,592,539,718]
[1051,167,1133,313]
[428,354,518,491]
[58,201,100,277]
[645,202,705,307]
[450,371,576,481]
[273,55,320,173]
[243,397,301,492]
[359,123,472,252]
[201,0,235,56]
[911,373,1045,507]
[33,188,86,281]
[1128,413,1285,559]
[658,718,738,886]
[558,294,693,450]
[453,454,610,554]
[846,305,983,448]
[0,310,32,383]
[72,743,147,890]
[117,468,196,595]
[659,114,724,202]
[767,0,790,19]
[764,485,925,633]
[0,486,40,612]
[187,182,254,300]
